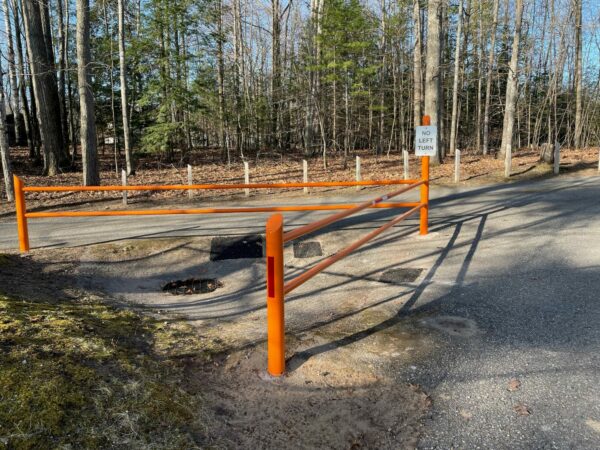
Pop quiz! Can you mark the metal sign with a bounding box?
[415,125,438,156]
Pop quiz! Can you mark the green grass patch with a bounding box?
[0,293,214,449]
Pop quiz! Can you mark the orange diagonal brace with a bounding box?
[283,204,423,294]
[283,181,424,243]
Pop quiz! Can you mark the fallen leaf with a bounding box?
[514,403,531,416]
[507,378,521,392]
[459,409,473,420]
[586,419,600,434]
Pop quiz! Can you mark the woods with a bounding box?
[1,0,600,198]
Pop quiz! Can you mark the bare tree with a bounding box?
[482,0,499,155]
[1,54,15,201]
[424,0,442,164]
[573,0,583,148]
[448,0,464,155]
[2,0,21,143]
[118,0,134,175]
[412,0,423,129]
[76,0,99,185]
[21,0,65,175]
[499,0,524,158]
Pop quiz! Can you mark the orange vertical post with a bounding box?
[13,175,30,252]
[420,115,430,235]
[266,213,285,376]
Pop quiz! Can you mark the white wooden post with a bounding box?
[121,169,127,205]
[454,149,461,183]
[355,156,361,190]
[303,160,308,194]
[598,150,600,172]
[403,150,409,180]
[504,145,512,178]
[553,142,560,175]
[244,161,250,197]
[187,164,193,198]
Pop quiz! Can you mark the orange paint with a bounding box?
[283,181,424,243]
[265,214,285,376]
[283,204,423,295]
[420,115,431,235]
[24,202,420,219]
[22,179,419,193]
[13,175,30,253]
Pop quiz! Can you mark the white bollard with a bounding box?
[303,160,308,194]
[121,169,127,205]
[355,156,361,190]
[187,164,193,198]
[454,149,461,183]
[504,145,512,178]
[244,161,250,197]
[403,150,409,180]
[553,142,560,175]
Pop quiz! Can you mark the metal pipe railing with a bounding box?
[265,155,430,377]
[13,174,422,252]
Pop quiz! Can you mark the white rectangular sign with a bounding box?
[415,125,438,156]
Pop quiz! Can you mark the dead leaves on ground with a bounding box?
[513,403,532,416]
[507,378,521,392]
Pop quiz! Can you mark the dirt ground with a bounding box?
[1,146,599,215]
[2,242,434,448]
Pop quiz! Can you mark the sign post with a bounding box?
[416,116,434,235]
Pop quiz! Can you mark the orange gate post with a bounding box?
[13,175,30,252]
[420,115,431,235]
[266,213,285,376]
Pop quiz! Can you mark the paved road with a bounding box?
[1,176,599,448]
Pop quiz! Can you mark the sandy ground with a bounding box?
[19,233,437,448]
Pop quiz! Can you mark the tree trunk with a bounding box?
[498,0,524,158]
[2,0,22,144]
[76,0,99,185]
[425,0,442,164]
[216,0,228,163]
[412,0,423,129]
[0,57,15,201]
[118,0,132,171]
[573,0,582,149]
[448,0,463,156]
[482,0,499,155]
[56,0,69,149]
[21,0,65,175]
[271,0,281,151]
[11,0,35,158]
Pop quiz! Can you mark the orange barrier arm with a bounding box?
[266,214,285,376]
[22,179,419,193]
[283,204,422,294]
[283,181,424,243]
[24,202,420,219]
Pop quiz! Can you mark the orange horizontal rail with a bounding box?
[283,181,423,243]
[22,179,419,193]
[24,202,420,219]
[284,204,423,295]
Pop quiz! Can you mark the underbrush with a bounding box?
[0,285,214,449]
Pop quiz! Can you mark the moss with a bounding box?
[0,254,11,266]
[0,293,207,449]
